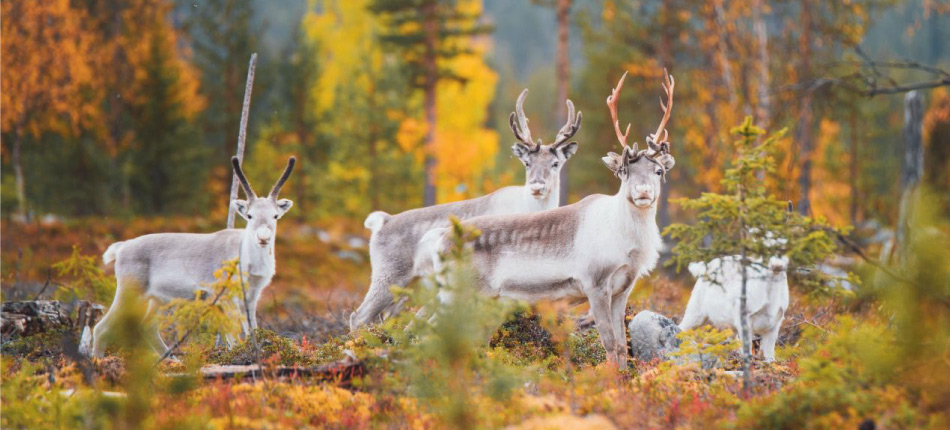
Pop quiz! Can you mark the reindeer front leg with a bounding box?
[247,286,264,332]
[586,287,623,364]
[606,266,635,360]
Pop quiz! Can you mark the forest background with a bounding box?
[3,0,949,228]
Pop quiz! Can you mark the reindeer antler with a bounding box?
[606,72,632,151]
[650,69,675,147]
[552,99,583,148]
[269,156,296,199]
[231,156,257,198]
[509,89,539,150]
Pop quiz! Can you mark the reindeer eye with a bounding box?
[553,162,559,168]
[273,215,279,220]
[247,215,253,219]
[655,169,663,176]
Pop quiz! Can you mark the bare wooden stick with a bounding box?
[227,53,258,229]
[192,357,365,387]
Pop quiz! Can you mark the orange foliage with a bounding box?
[810,119,852,225]
[0,0,104,139]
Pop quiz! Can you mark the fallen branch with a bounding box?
[1,300,70,338]
[193,356,365,387]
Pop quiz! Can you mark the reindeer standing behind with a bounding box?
[84,157,296,357]
[419,71,676,363]
[349,91,583,331]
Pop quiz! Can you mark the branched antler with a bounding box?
[651,69,675,146]
[509,89,539,149]
[552,99,583,147]
[606,72,631,151]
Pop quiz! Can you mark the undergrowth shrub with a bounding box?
[377,216,529,429]
[489,311,557,364]
[209,328,312,366]
[156,258,244,363]
[671,325,740,371]
[51,245,116,304]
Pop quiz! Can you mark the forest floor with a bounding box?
[0,217,945,429]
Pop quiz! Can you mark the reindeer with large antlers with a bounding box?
[418,71,676,364]
[85,157,296,357]
[349,90,583,331]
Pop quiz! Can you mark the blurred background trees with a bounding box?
[2,0,949,228]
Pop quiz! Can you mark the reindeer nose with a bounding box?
[256,227,272,245]
[635,185,652,196]
[529,183,545,195]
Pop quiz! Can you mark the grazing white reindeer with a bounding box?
[679,239,789,362]
[86,156,296,357]
[349,90,583,331]
[420,71,676,364]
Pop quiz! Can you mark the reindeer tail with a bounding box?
[364,211,391,235]
[103,241,125,265]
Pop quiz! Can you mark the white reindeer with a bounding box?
[349,90,583,331]
[419,71,676,364]
[85,156,296,357]
[678,236,789,362]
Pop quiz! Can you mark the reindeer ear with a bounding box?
[276,199,293,216]
[558,142,578,160]
[601,152,623,173]
[512,143,531,160]
[657,153,675,170]
[231,199,249,221]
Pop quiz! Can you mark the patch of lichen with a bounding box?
[209,328,313,366]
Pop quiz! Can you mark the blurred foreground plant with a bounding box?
[51,245,116,303]
[380,216,528,429]
[736,189,950,429]
[157,258,244,365]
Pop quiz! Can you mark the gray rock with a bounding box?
[628,310,681,362]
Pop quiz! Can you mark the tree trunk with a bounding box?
[796,0,814,216]
[12,127,27,222]
[849,109,860,225]
[227,54,257,229]
[896,91,924,253]
[421,1,439,207]
[712,0,736,105]
[752,0,770,128]
[656,0,674,228]
[555,0,571,206]
[737,183,753,393]
[368,80,380,211]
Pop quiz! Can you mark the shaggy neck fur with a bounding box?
[240,229,276,278]
[610,183,663,277]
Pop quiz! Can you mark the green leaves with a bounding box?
[52,245,116,304]
[664,117,849,296]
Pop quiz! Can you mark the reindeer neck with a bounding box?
[610,187,659,232]
[240,231,276,278]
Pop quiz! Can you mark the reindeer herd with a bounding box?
[85,70,790,365]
